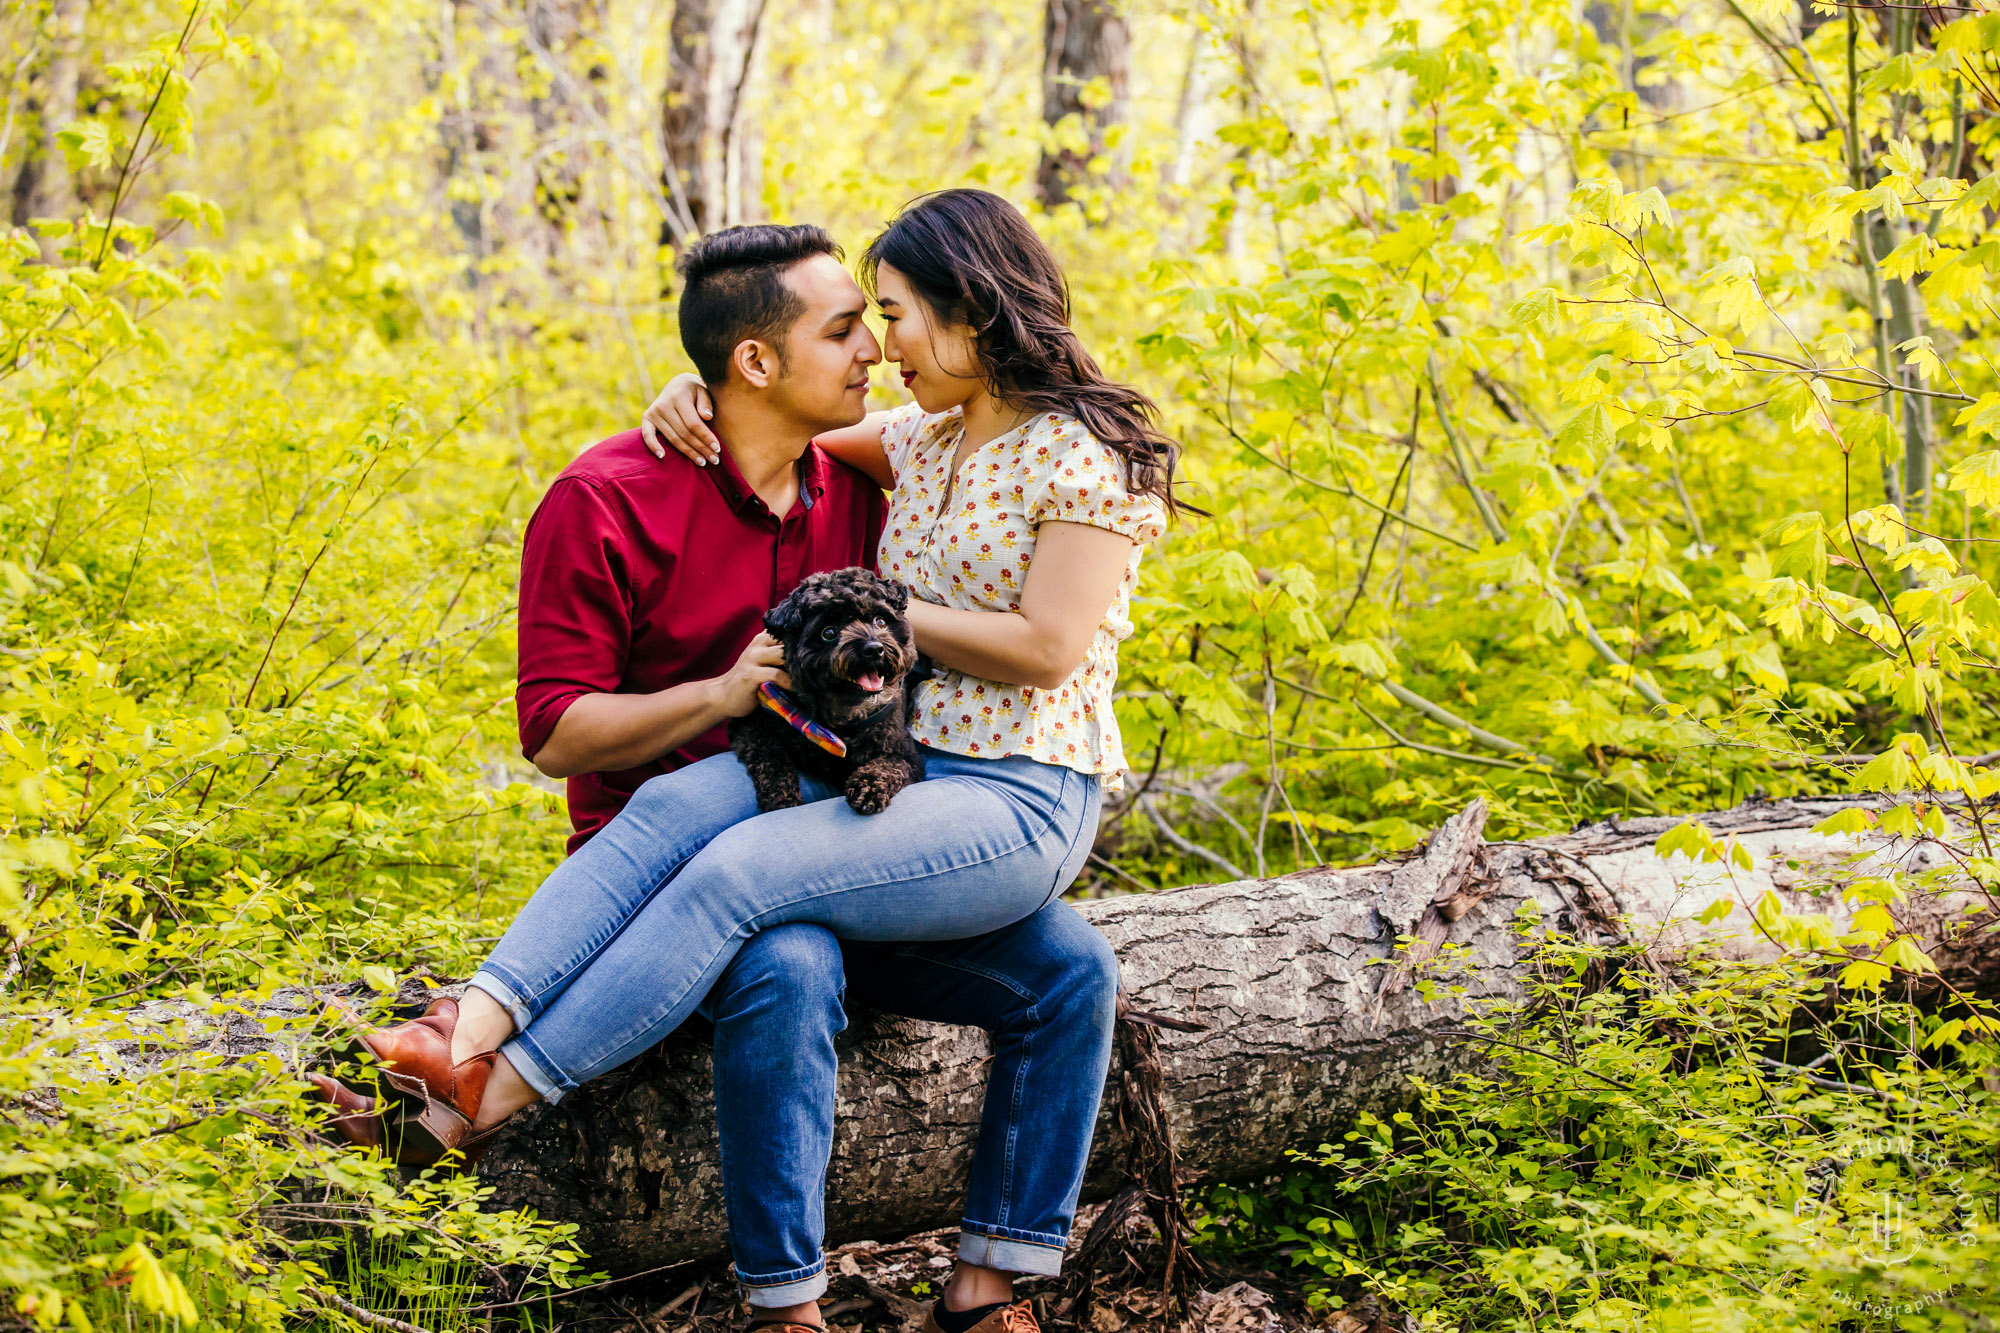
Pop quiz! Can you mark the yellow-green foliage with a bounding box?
[3,0,2000,1325]
[1198,918,2000,1329]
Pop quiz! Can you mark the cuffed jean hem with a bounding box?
[957,1224,1066,1277]
[736,1262,828,1308]
[465,968,536,1035]
[494,1030,570,1105]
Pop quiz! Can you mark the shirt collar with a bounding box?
[707,442,824,517]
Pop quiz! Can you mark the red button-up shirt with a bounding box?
[516,429,886,853]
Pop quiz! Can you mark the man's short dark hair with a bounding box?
[675,224,844,384]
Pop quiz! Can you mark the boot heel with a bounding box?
[385,1096,476,1168]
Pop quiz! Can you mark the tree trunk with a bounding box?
[663,0,766,239]
[1037,0,1129,208]
[1165,26,1217,189]
[10,0,84,247]
[107,796,1996,1274]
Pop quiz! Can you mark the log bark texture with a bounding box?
[473,795,1998,1268]
[111,795,1998,1274]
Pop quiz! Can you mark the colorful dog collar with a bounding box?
[757,681,848,758]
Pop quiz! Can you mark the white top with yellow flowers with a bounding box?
[877,401,1167,793]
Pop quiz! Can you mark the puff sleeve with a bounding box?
[1024,420,1168,545]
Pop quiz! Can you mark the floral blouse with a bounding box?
[877,402,1167,792]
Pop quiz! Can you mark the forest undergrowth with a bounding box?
[4,0,2000,1326]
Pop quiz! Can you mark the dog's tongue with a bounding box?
[857,672,885,693]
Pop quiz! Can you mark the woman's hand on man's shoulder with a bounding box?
[641,373,721,466]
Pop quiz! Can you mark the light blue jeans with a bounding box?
[467,746,1108,1300]
[468,744,1103,1110]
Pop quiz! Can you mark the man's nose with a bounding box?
[857,325,883,364]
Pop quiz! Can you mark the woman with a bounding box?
[319,189,1183,1330]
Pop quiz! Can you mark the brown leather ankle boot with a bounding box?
[306,1072,386,1151]
[384,1049,499,1167]
[330,995,465,1108]
[324,996,515,1168]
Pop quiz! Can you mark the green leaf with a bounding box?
[1509,287,1560,335]
[1812,808,1874,836]
[1949,449,2000,506]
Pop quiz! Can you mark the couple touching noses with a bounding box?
[314,189,1184,1333]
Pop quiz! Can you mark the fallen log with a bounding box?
[105,794,2000,1274]
[478,794,1998,1269]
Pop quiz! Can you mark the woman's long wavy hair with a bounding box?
[859,189,1195,517]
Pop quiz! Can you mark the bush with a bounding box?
[1197,904,2000,1330]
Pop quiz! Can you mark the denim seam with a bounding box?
[881,949,1041,1003]
[504,1027,579,1097]
[735,1257,826,1286]
[535,771,1089,1088]
[959,1221,1066,1247]
[869,943,1066,1235]
[1037,771,1099,913]
[997,992,1037,1228]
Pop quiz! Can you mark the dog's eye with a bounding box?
[871,616,886,628]
[821,627,837,641]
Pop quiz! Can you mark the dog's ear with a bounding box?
[880,579,910,613]
[764,595,804,641]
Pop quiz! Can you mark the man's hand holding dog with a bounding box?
[713,632,791,717]
[531,633,791,779]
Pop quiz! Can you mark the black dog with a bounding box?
[729,568,927,815]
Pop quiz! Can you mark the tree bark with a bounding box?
[10,0,85,246]
[663,0,766,239]
[107,795,1998,1274]
[1037,0,1129,208]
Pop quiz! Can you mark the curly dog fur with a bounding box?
[728,568,927,814]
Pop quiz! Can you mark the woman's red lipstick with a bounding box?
[900,369,917,388]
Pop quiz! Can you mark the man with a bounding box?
[512,226,1113,1333]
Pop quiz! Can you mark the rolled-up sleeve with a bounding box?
[516,477,631,762]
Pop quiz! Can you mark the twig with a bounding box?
[466,1259,701,1313]
[1335,392,1421,635]
[1329,687,1666,812]
[1087,852,1156,893]
[309,1288,437,1333]
[1570,599,1671,710]
[1137,794,1249,881]
[1426,354,1509,545]
[1754,1055,1898,1101]
[1214,422,1478,550]
[95,3,204,269]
